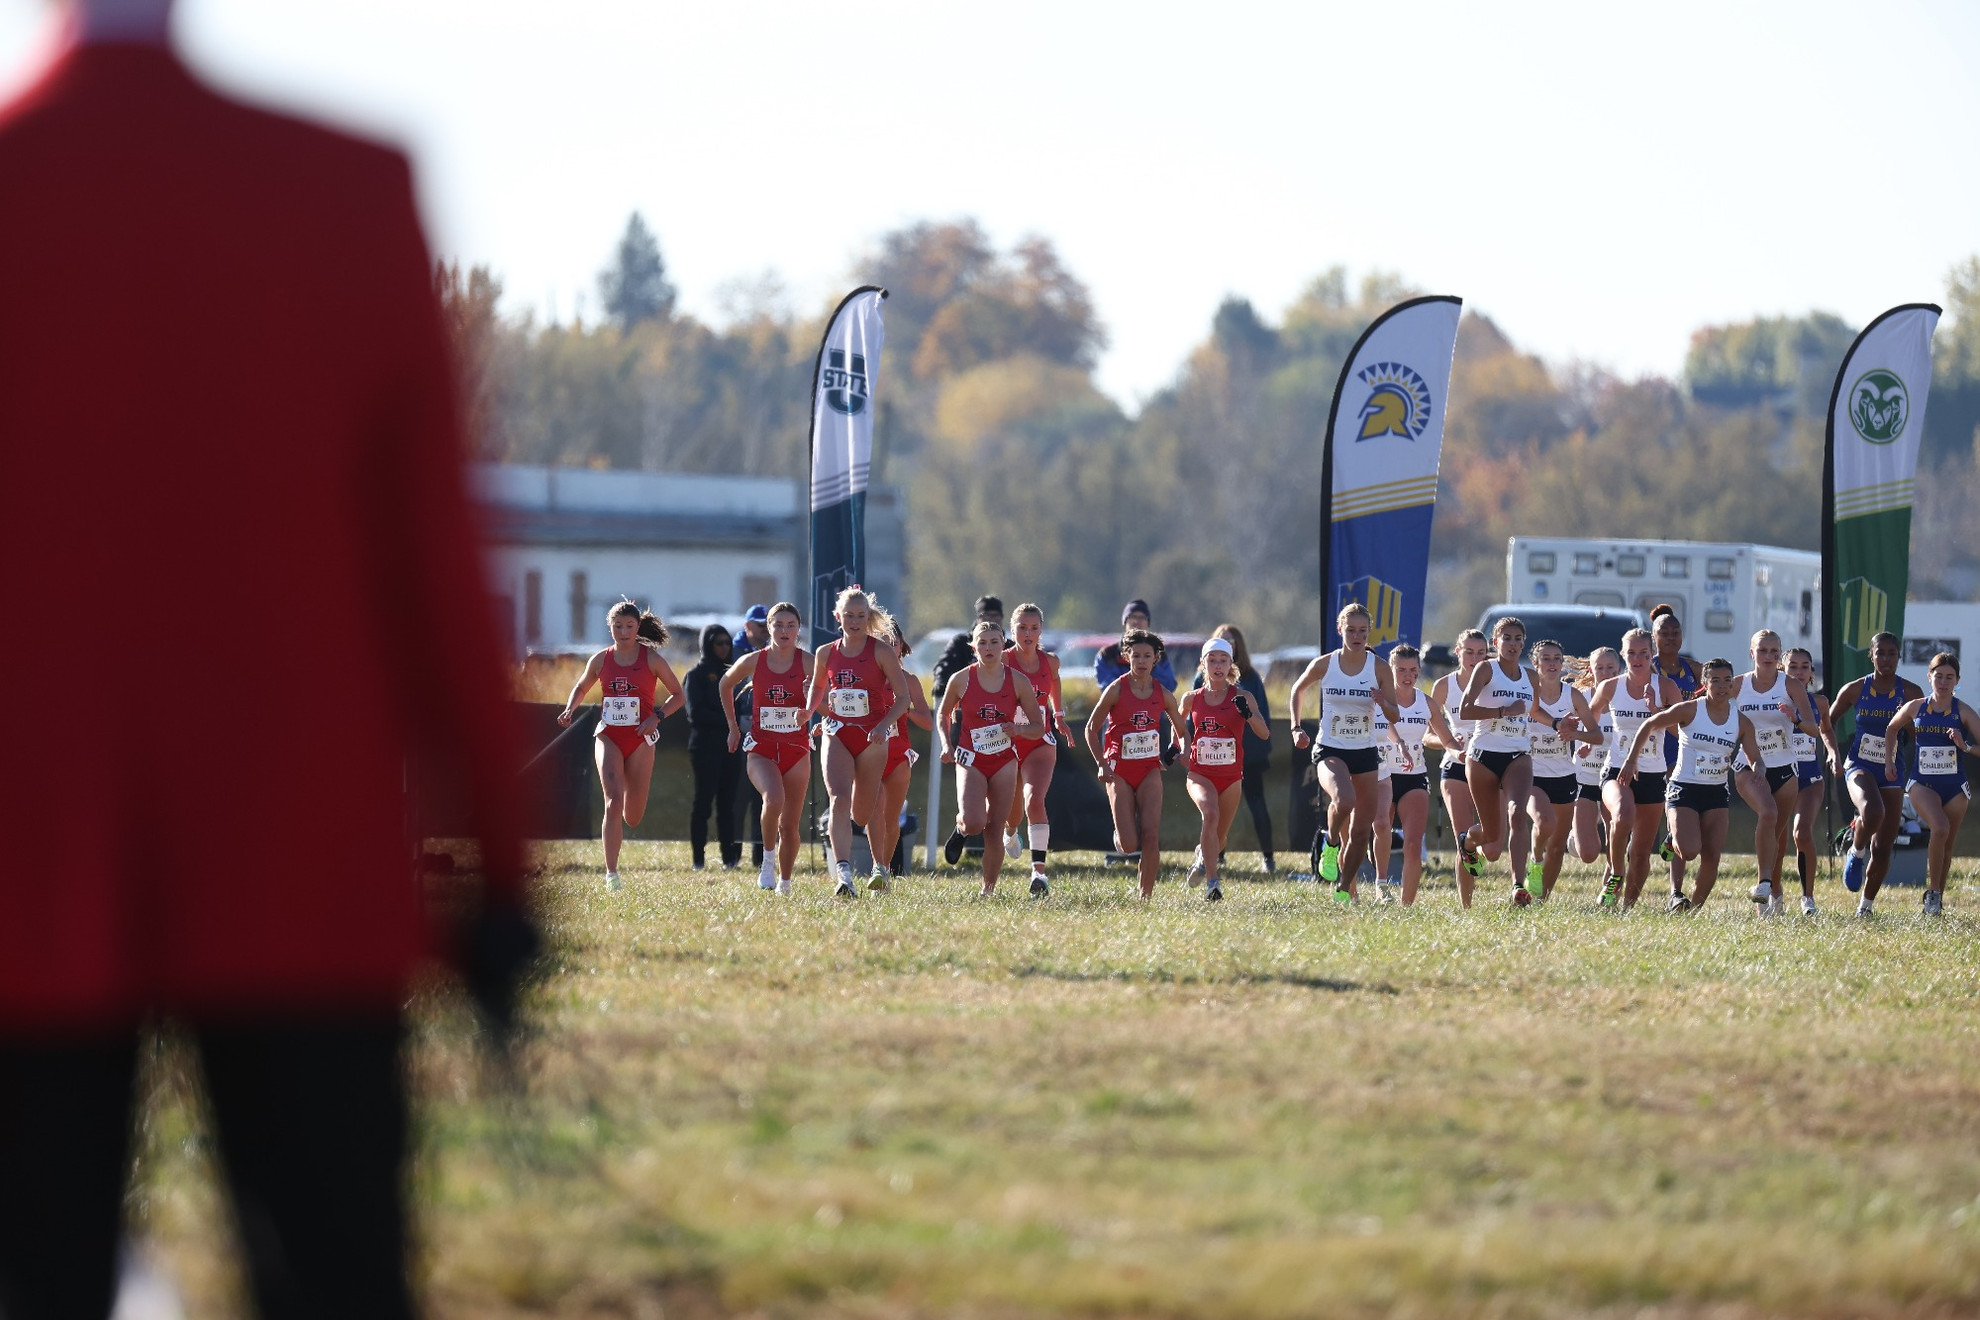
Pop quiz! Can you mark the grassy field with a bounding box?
[130,843,1980,1318]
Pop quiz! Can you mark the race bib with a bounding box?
[742,733,759,754]
[756,706,801,734]
[1196,737,1237,767]
[1692,749,1730,782]
[601,696,641,727]
[829,688,870,719]
[1488,716,1527,741]
[1753,726,1790,760]
[1856,733,1887,762]
[1530,726,1564,759]
[1327,712,1370,744]
[820,717,844,737]
[1793,730,1820,762]
[970,723,1011,756]
[1120,729,1160,760]
[1918,744,1960,776]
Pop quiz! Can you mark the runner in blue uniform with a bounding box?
[1825,632,1922,916]
[1883,651,1978,916]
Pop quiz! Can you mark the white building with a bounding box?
[474,464,802,656]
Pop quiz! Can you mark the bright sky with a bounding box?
[5,0,1977,408]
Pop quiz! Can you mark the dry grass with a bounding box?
[131,843,1980,1317]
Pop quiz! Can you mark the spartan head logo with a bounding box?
[1848,369,1908,444]
[822,349,870,416]
[1355,361,1433,441]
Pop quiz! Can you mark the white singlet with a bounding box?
[1318,651,1377,749]
[1467,662,1534,754]
[1528,682,1579,779]
[1733,670,1797,770]
[1671,700,1742,786]
[1605,675,1669,773]
[1575,708,1614,786]
[1376,687,1433,778]
[1438,672,1474,771]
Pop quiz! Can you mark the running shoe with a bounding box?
[1029,870,1050,898]
[1523,862,1543,900]
[834,861,858,898]
[1206,880,1224,902]
[1262,855,1276,876]
[1332,884,1353,906]
[1923,889,1944,916]
[1599,874,1622,908]
[1657,832,1675,862]
[1855,898,1874,918]
[1842,851,1867,892]
[1456,835,1482,878]
[604,870,622,893]
[1666,892,1691,913]
[1749,880,1772,906]
[1318,843,1341,883]
[1004,829,1023,861]
[757,856,777,891]
[775,878,791,897]
[868,865,891,894]
[1187,847,1206,887]
[1512,885,1532,908]
[1801,896,1818,916]
[944,830,967,866]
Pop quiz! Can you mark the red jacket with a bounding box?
[0,41,526,1030]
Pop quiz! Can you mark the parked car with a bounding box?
[1475,603,1650,660]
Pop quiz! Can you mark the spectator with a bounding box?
[933,594,1004,698]
[737,603,771,655]
[1191,624,1276,872]
[685,623,745,869]
[1095,598,1178,691]
[734,603,769,865]
[0,4,534,1316]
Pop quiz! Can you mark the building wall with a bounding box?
[487,546,792,651]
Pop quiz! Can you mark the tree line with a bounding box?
[439,217,1980,649]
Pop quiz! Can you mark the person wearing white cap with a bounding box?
[1179,638,1272,899]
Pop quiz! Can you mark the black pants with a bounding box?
[0,1016,412,1320]
[689,742,744,866]
[1242,761,1275,860]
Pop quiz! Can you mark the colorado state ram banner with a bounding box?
[1320,295,1463,654]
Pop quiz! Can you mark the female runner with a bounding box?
[1000,603,1073,895]
[1649,606,1703,896]
[1457,616,1546,906]
[804,587,912,898]
[1289,603,1403,905]
[1179,638,1272,900]
[1525,638,1600,902]
[1731,630,1822,915]
[1884,652,1979,916]
[557,600,686,891]
[1825,632,1922,915]
[1371,643,1438,905]
[937,622,1044,896]
[1567,647,1620,871]
[1785,647,1831,914]
[721,602,812,896]
[1201,624,1277,874]
[866,611,934,893]
[1617,659,1762,912]
[1085,629,1186,899]
[1432,629,1489,884]
[1584,629,1683,909]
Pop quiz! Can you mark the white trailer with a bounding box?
[1505,537,1822,671]
[1897,601,1980,693]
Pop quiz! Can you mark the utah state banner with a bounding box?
[1320,296,1463,653]
[807,286,887,650]
[1822,302,1940,696]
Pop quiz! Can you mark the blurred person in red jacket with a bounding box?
[0,2,534,1316]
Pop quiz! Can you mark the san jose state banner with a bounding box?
[1319,295,1463,653]
[1821,302,1940,696]
[807,286,887,650]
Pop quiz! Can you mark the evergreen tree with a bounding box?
[598,212,676,330]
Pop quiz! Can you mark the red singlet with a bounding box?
[1104,677,1168,790]
[820,636,889,757]
[955,663,1020,778]
[745,647,811,775]
[597,646,658,760]
[1008,648,1060,764]
[1186,684,1247,792]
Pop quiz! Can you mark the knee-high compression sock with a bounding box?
[1029,822,1050,865]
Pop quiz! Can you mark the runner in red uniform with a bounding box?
[558,601,686,890]
[938,622,1045,895]
[1085,630,1186,899]
[1180,637,1272,900]
[804,587,912,898]
[721,601,812,895]
[1000,603,1073,896]
[867,611,934,893]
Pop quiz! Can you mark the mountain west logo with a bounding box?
[1848,369,1908,444]
[1337,575,1403,647]
[1355,362,1434,441]
[822,349,870,416]
[1839,576,1889,654]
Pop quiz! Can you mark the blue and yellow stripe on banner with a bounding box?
[1332,474,1440,522]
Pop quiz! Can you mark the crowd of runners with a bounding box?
[555,589,1972,915]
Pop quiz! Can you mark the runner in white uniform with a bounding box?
[1457,616,1540,907]
[1525,639,1600,902]
[1567,647,1620,871]
[1431,628,1488,891]
[1617,659,1761,912]
[1370,645,1436,904]
[1784,647,1833,915]
[1583,628,1684,910]
[1731,630,1822,915]
[1289,602,1402,903]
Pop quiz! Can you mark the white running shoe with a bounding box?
[1187,846,1205,887]
[775,878,791,897]
[1749,880,1772,906]
[868,865,892,894]
[1004,830,1024,861]
[757,856,777,891]
[604,870,622,893]
[1801,896,1818,916]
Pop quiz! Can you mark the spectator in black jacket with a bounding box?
[685,623,745,869]
[932,594,1005,698]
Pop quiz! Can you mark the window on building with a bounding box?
[742,574,778,611]
[569,571,588,642]
[523,570,543,646]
